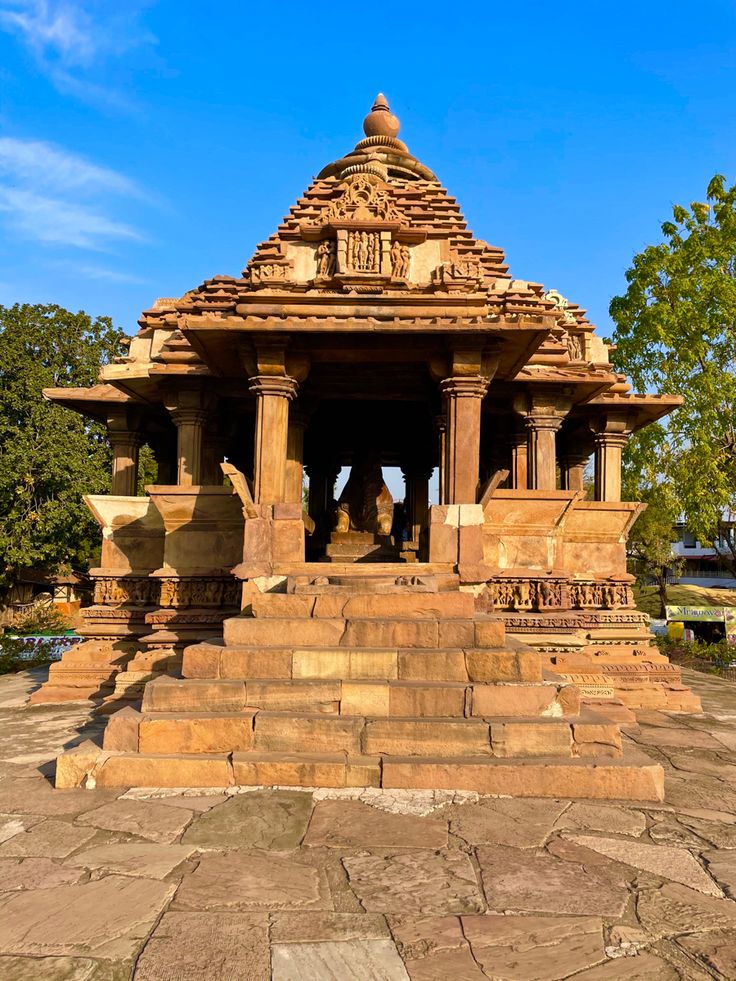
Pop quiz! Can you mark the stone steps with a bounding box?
[58,743,664,800]
[139,675,580,719]
[182,643,543,684]
[104,702,620,759]
[222,616,505,650]
[248,591,476,619]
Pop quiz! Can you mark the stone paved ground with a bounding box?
[0,669,735,978]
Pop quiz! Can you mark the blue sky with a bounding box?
[1,1,735,338]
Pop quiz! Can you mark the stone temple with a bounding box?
[46,96,699,798]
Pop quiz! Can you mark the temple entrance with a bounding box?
[303,397,436,563]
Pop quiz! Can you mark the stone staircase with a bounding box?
[56,574,664,799]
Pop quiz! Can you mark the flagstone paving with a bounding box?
[0,667,736,978]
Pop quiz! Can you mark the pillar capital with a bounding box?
[169,407,208,429]
[524,413,563,433]
[592,431,629,450]
[248,374,299,401]
[439,375,490,400]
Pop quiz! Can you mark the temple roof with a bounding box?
[45,93,671,431]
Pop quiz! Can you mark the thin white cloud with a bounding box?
[0,0,95,67]
[55,262,148,285]
[0,136,149,249]
[0,1,158,106]
[0,137,147,199]
[0,187,142,248]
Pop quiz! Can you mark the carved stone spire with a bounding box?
[363,93,401,139]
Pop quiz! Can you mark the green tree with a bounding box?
[0,303,125,595]
[610,174,736,574]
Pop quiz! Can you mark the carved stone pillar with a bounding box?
[108,429,143,497]
[403,466,432,543]
[285,411,308,505]
[435,415,447,505]
[170,408,207,486]
[559,451,590,493]
[525,414,562,490]
[593,433,628,502]
[440,376,490,504]
[510,428,528,491]
[249,375,298,504]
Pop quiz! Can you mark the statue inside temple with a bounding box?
[335,452,394,535]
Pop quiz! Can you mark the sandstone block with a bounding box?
[465,649,542,683]
[254,714,363,754]
[232,753,381,788]
[312,594,348,618]
[474,620,506,647]
[224,616,345,647]
[491,721,573,758]
[139,714,256,754]
[388,683,467,718]
[54,740,101,789]
[292,649,349,679]
[342,592,474,619]
[363,719,491,757]
[471,684,575,718]
[142,678,247,713]
[349,649,398,679]
[219,648,293,679]
[94,753,232,788]
[103,707,141,751]
[437,620,475,647]
[341,682,390,716]
[397,650,467,682]
[181,644,221,679]
[343,619,439,649]
[245,679,340,714]
[251,593,314,618]
[382,758,664,800]
[572,723,623,758]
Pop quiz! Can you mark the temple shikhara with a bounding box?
[45,96,699,798]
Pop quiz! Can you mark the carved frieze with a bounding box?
[92,576,240,610]
[326,174,403,224]
[93,577,156,607]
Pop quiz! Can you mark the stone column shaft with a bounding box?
[170,409,207,487]
[526,416,562,490]
[250,375,298,504]
[560,453,590,492]
[285,414,307,505]
[435,415,447,505]
[440,376,489,505]
[108,432,143,497]
[594,434,628,502]
[510,430,528,490]
[404,468,431,542]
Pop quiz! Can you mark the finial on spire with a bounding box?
[363,93,401,139]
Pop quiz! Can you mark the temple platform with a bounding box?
[57,574,665,800]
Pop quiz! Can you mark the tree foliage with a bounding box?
[0,304,125,592]
[611,174,736,571]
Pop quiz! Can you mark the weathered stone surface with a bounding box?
[555,802,645,837]
[0,776,115,816]
[476,844,629,916]
[568,953,679,979]
[174,851,331,911]
[271,939,409,980]
[491,721,573,758]
[0,875,174,959]
[182,791,312,850]
[0,955,109,980]
[66,842,194,879]
[677,928,736,979]
[462,914,606,981]
[304,800,448,850]
[0,813,41,843]
[141,678,247,713]
[232,752,381,789]
[254,714,363,754]
[94,753,231,788]
[569,834,723,895]
[76,798,193,843]
[389,683,466,718]
[270,912,390,943]
[343,851,484,914]
[448,797,568,848]
[103,707,140,752]
[465,649,542,683]
[0,819,96,859]
[363,719,491,757]
[636,882,736,938]
[134,911,270,981]
[0,856,85,891]
[389,914,482,980]
[397,651,467,683]
[702,849,736,898]
[679,813,736,848]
